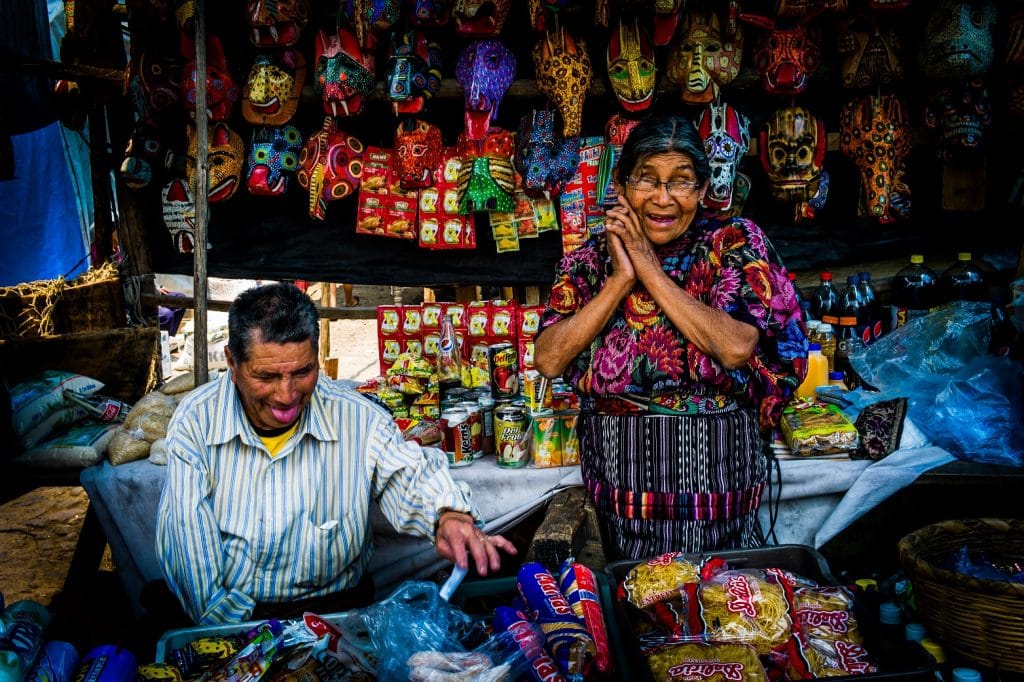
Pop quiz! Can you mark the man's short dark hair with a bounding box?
[227,283,319,363]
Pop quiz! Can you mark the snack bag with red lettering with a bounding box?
[516,562,595,678]
[619,552,702,609]
[646,641,767,682]
[785,586,877,678]
[695,570,793,655]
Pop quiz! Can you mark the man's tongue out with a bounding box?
[271,404,300,424]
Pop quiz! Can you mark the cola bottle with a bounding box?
[857,271,883,341]
[890,255,939,330]
[840,274,870,346]
[811,271,840,327]
[939,252,987,303]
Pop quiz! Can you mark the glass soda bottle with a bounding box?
[891,255,938,330]
[812,271,840,326]
[437,312,462,396]
[857,271,883,340]
[939,252,987,303]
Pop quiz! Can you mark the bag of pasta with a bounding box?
[646,641,767,682]
[695,570,793,655]
[785,586,877,678]
[620,552,702,609]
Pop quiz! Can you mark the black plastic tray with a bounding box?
[604,544,936,682]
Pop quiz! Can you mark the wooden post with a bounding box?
[192,0,210,386]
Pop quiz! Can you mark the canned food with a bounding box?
[531,409,562,468]
[487,342,519,400]
[456,400,484,455]
[440,407,473,467]
[443,386,470,403]
[477,395,496,455]
[494,405,528,467]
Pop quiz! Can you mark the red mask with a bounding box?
[181,35,240,121]
[605,113,640,146]
[246,0,309,47]
[653,0,685,46]
[839,95,912,223]
[297,117,365,219]
[315,27,375,117]
[743,15,822,96]
[453,0,511,36]
[394,119,444,190]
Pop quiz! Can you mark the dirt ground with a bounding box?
[0,284,423,660]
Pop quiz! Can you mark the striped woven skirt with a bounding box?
[580,408,767,561]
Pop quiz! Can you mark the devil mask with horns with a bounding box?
[743,14,821,96]
[667,12,744,104]
[455,38,516,140]
[394,119,444,190]
[315,27,375,117]
[533,28,592,137]
[760,106,829,221]
[456,129,516,213]
[246,126,303,197]
[387,30,443,116]
[919,0,996,81]
[296,118,365,220]
[696,101,750,211]
[242,49,306,126]
[182,35,240,121]
[840,95,912,223]
[607,19,656,113]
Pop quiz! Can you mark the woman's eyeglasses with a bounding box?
[626,175,700,197]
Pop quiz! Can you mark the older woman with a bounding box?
[535,114,807,560]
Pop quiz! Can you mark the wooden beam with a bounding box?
[143,291,378,320]
[525,486,590,569]
[192,0,210,386]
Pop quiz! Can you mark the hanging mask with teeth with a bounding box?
[742,14,822,96]
[455,39,516,140]
[533,27,592,137]
[453,0,511,36]
[667,12,744,104]
[924,78,992,160]
[182,35,240,121]
[297,117,365,220]
[456,129,516,213]
[514,109,581,199]
[606,18,656,113]
[386,29,443,116]
[760,106,829,222]
[696,101,750,212]
[161,178,205,253]
[246,126,303,197]
[246,0,309,47]
[243,49,306,126]
[394,119,444,190]
[315,27,375,117]
[186,122,245,203]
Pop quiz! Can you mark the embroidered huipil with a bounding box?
[541,214,808,428]
[156,374,476,625]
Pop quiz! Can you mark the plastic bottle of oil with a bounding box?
[796,343,829,400]
[817,323,837,372]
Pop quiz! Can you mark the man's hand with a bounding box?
[434,510,517,576]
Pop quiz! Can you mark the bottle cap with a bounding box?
[904,622,927,642]
[910,254,924,264]
[859,271,871,281]
[957,252,972,261]
[854,578,877,591]
[952,668,982,682]
[847,274,859,285]
[879,601,902,625]
[820,271,832,281]
[920,637,946,663]
[828,371,845,381]
[808,343,821,351]
[818,323,833,333]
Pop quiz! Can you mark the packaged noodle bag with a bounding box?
[786,586,877,678]
[620,552,702,609]
[646,642,766,682]
[695,570,793,655]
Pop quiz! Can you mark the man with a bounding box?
[156,283,515,625]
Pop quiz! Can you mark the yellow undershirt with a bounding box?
[259,422,299,457]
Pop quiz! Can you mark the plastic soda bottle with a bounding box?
[835,317,865,389]
[840,274,870,345]
[811,271,840,326]
[817,323,837,372]
[857,271,883,340]
[0,601,52,682]
[891,255,938,330]
[795,343,829,400]
[940,252,987,303]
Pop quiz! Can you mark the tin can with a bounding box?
[456,400,484,455]
[440,407,473,467]
[532,409,562,468]
[443,386,470,403]
[559,409,580,466]
[487,342,519,400]
[494,404,528,467]
[477,394,496,455]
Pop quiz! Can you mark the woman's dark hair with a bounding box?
[227,282,319,363]
[614,113,711,187]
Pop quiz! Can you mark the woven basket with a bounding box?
[897,518,1024,672]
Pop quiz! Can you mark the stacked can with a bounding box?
[531,409,561,467]
[440,406,474,467]
[559,408,580,466]
[456,400,484,456]
[487,342,519,400]
[477,393,496,455]
[494,403,529,467]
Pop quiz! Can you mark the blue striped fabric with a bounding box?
[156,373,477,625]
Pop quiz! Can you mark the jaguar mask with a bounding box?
[514,109,581,199]
[667,12,744,104]
[919,0,996,81]
[743,14,822,96]
[456,128,515,213]
[839,95,912,223]
[455,39,516,140]
[246,126,303,196]
[760,106,829,221]
[242,49,306,126]
[186,121,245,203]
[387,30,443,116]
[696,101,750,212]
[606,19,656,113]
[394,119,444,190]
[453,0,511,36]
[296,117,365,219]
[315,27,375,117]
[533,28,592,137]
[246,0,309,47]
[182,35,240,121]
[924,78,992,160]
[836,14,904,89]
[161,178,201,253]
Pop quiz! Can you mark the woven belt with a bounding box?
[587,480,765,522]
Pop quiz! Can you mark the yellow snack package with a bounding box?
[621,552,702,608]
[780,400,859,457]
[646,641,766,681]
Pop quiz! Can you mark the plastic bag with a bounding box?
[851,301,1024,467]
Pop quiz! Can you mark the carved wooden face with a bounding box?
[760,106,828,222]
[514,109,581,198]
[242,49,306,125]
[315,28,375,117]
[919,0,995,81]
[182,36,239,121]
[246,126,303,196]
[750,20,822,95]
[246,0,309,47]
[394,119,444,190]
[453,0,511,35]
[667,12,743,104]
[296,118,365,219]
[456,39,516,139]
[696,101,750,211]
[532,28,592,137]
[606,19,656,112]
[187,122,245,203]
[924,78,992,160]
[837,14,904,89]
[386,30,443,115]
[839,95,912,223]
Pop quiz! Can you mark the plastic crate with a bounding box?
[604,544,936,682]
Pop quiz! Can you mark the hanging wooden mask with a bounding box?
[386,30,443,116]
[315,28,375,117]
[121,123,175,190]
[774,0,847,18]
[246,0,309,47]
[919,0,996,81]
[532,28,592,137]
[242,49,306,126]
[653,0,685,46]
[393,119,444,190]
[342,0,401,48]
[136,48,183,117]
[924,78,992,160]
[182,35,240,121]
[453,0,511,36]
[246,126,303,196]
[514,109,581,199]
[840,95,912,223]
[456,129,516,213]
[296,117,365,220]
[408,0,451,26]
[186,122,245,203]
[667,12,744,104]
[1006,5,1024,68]
[528,0,575,32]
[161,178,201,253]
[836,14,904,89]
[605,113,640,146]
[760,106,828,221]
[696,101,750,212]
[455,38,516,140]
[744,15,822,96]
[607,19,656,113]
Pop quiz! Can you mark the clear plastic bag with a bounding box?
[851,301,1024,466]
